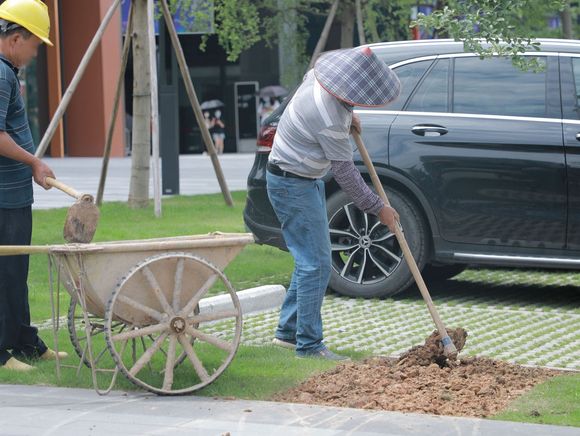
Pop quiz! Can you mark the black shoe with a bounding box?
[272,337,297,350]
[296,348,350,361]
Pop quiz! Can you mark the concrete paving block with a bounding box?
[199,284,285,317]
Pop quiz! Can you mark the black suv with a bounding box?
[244,39,580,298]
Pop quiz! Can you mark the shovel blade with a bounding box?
[63,194,100,243]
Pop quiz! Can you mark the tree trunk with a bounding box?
[129,0,151,208]
[561,3,574,40]
[340,1,356,48]
[432,0,448,39]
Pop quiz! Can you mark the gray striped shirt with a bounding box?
[269,70,353,178]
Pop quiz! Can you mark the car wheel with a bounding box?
[422,263,467,282]
[327,187,429,298]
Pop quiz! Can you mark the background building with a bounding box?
[23,0,284,157]
[23,0,124,157]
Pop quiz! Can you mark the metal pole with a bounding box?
[148,0,162,217]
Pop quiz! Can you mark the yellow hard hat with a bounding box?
[0,0,52,46]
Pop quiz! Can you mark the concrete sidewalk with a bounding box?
[0,384,577,436]
[33,154,255,209]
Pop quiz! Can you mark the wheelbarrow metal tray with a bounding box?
[50,232,254,324]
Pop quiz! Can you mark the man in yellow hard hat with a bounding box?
[0,0,66,372]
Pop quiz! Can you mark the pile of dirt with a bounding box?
[276,328,559,418]
[397,327,468,367]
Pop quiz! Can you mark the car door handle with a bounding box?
[412,125,448,137]
[576,133,580,141]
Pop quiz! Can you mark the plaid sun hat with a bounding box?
[314,47,401,107]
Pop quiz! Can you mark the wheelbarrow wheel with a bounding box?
[67,297,113,368]
[68,298,185,370]
[104,253,243,395]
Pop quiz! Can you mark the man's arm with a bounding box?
[331,159,399,233]
[0,132,54,189]
[322,113,399,232]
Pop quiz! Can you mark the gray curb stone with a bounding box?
[199,284,285,317]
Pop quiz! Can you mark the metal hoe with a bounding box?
[45,177,100,244]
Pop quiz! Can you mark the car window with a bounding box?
[381,60,432,111]
[570,58,580,118]
[453,56,547,118]
[405,58,450,113]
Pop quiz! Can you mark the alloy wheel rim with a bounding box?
[329,202,403,285]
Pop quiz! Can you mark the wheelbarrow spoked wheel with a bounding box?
[104,253,243,395]
[67,298,155,370]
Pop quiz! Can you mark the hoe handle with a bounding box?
[45,177,82,200]
[352,131,457,357]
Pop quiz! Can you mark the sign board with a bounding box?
[234,81,259,153]
[121,0,214,35]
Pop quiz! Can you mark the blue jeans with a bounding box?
[266,171,331,355]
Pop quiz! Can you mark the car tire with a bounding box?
[326,186,429,298]
[422,263,467,282]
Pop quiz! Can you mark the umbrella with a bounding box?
[259,86,288,98]
[200,99,224,110]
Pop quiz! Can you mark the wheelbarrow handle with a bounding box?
[45,177,82,200]
[0,245,51,256]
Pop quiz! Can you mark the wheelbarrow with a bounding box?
[0,232,254,395]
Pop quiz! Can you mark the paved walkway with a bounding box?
[1,384,577,436]
[33,154,255,209]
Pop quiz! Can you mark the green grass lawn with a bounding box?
[0,328,349,399]
[2,191,578,427]
[493,375,580,427]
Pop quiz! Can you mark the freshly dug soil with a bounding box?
[397,327,469,368]
[276,328,560,418]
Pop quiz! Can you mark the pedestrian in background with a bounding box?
[210,109,226,154]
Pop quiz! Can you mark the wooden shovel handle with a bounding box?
[352,131,457,356]
[45,177,81,200]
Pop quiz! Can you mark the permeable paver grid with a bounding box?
[207,268,580,370]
